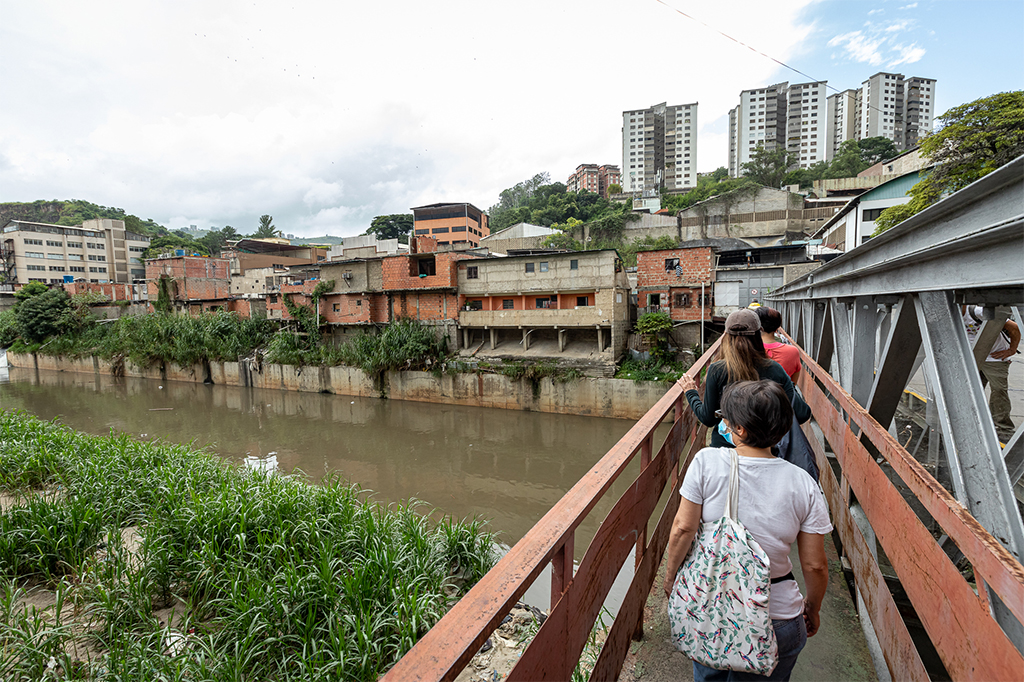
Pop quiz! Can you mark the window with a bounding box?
[467,300,483,311]
[862,208,885,222]
[70,266,85,272]
[88,255,106,261]
[415,257,436,277]
[127,245,144,252]
[269,294,278,304]
[576,296,589,307]
[535,297,553,309]
[88,243,104,249]
[648,293,661,307]
[431,227,449,234]
[46,240,62,247]
[525,262,535,273]
[539,262,548,272]
[333,303,340,312]
[356,300,362,306]
[502,299,514,309]
[25,251,44,259]
[414,228,429,235]
[46,253,64,260]
[68,242,83,248]
[570,259,578,270]
[466,266,478,279]
[451,225,466,232]
[89,266,107,273]
[26,264,45,271]
[24,238,43,246]
[48,266,65,271]
[67,254,83,260]
[665,258,679,271]
[673,293,690,308]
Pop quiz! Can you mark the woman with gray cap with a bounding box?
[679,309,810,449]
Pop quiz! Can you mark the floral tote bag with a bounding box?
[667,449,778,675]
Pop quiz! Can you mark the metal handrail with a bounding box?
[381,339,720,682]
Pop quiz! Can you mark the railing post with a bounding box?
[550,531,574,612]
[631,435,654,641]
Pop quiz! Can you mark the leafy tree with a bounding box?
[784,161,830,189]
[14,281,49,302]
[142,235,209,259]
[740,145,795,187]
[824,140,870,179]
[363,214,414,244]
[857,137,900,165]
[16,286,71,343]
[873,91,1024,234]
[252,215,281,239]
[661,169,759,213]
[636,310,674,364]
[607,183,622,194]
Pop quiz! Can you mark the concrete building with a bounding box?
[622,102,698,192]
[566,164,621,198]
[676,186,837,246]
[712,244,822,315]
[327,235,408,261]
[318,259,389,338]
[816,168,928,251]
[728,82,788,177]
[221,239,327,276]
[479,222,558,254]
[785,81,828,169]
[856,72,937,151]
[457,249,631,365]
[825,88,859,162]
[635,246,714,320]
[1,219,150,286]
[411,203,489,248]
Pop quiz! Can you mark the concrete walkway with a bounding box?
[618,534,876,682]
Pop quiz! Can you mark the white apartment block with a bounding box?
[785,81,828,169]
[1,218,150,286]
[857,72,936,150]
[622,102,698,192]
[903,76,937,149]
[825,89,859,161]
[728,82,788,177]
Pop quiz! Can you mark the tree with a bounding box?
[783,161,829,190]
[607,183,622,195]
[824,140,870,179]
[741,145,795,188]
[857,137,900,166]
[252,215,281,239]
[142,235,209,259]
[364,214,414,244]
[16,286,71,343]
[873,91,1024,234]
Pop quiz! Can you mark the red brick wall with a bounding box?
[145,257,232,302]
[322,292,373,325]
[382,252,473,291]
[391,291,459,322]
[636,247,714,321]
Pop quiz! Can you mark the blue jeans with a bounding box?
[692,615,808,682]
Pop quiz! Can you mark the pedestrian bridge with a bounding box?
[383,158,1024,681]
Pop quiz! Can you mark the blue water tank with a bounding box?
[175,249,186,256]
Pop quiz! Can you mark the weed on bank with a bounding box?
[0,410,496,680]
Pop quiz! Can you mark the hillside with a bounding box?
[0,200,167,237]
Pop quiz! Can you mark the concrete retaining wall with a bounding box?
[5,352,667,420]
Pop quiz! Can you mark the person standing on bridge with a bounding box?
[663,380,832,681]
[963,306,1020,443]
[755,307,800,383]
[678,309,811,451]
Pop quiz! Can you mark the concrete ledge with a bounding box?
[9,353,670,420]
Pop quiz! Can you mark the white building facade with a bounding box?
[622,102,698,192]
[785,81,828,169]
[728,82,788,177]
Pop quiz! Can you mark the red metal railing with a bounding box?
[790,334,1024,681]
[381,339,720,682]
[385,332,1024,681]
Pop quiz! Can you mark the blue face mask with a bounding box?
[718,419,735,446]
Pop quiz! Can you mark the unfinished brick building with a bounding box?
[635,246,714,322]
[145,256,233,314]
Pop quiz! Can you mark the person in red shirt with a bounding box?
[757,307,801,383]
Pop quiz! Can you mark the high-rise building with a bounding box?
[903,76,937,149]
[1,218,151,286]
[825,89,859,161]
[566,164,621,198]
[785,81,828,169]
[621,102,698,192]
[728,82,788,177]
[856,72,937,150]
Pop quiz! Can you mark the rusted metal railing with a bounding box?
[382,340,720,682]
[791,333,1024,680]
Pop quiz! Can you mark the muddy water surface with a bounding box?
[1,366,670,611]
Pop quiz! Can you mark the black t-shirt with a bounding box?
[685,359,811,448]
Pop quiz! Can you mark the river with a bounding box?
[0,365,668,612]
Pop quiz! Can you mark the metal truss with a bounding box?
[770,156,1024,646]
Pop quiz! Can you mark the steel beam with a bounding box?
[801,301,814,352]
[865,296,922,430]
[850,297,877,405]
[913,290,1024,560]
[831,299,854,393]
[971,308,1011,369]
[815,300,834,369]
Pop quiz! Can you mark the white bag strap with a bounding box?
[725,448,740,520]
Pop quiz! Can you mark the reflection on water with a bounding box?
[1,367,660,609]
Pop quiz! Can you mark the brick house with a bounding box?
[145,256,233,315]
[635,246,714,322]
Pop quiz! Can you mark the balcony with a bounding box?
[459,307,607,328]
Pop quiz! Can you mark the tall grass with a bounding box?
[0,411,496,679]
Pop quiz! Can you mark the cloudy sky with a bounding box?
[1,0,1021,237]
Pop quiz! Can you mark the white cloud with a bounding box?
[0,0,820,237]
[868,8,884,15]
[899,3,918,9]
[828,14,926,69]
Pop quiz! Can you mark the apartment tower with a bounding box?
[622,102,698,192]
[728,82,788,177]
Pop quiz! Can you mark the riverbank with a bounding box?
[0,410,496,679]
[5,352,671,420]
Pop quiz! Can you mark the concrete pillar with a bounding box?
[597,326,604,352]
[463,328,469,349]
[523,328,530,351]
[490,328,497,350]
[558,329,566,353]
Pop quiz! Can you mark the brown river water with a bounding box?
[0,365,669,611]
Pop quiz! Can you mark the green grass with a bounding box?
[615,358,690,383]
[0,410,496,680]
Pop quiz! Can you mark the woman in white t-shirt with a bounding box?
[662,380,832,681]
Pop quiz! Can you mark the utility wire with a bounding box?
[652,0,913,120]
